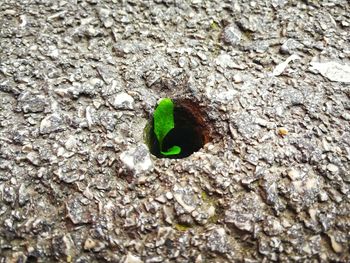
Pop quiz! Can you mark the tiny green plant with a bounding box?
[153,98,181,156]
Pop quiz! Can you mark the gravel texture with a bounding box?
[0,0,350,262]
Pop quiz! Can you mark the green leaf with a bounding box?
[153,98,181,156]
[161,145,181,156]
[154,98,174,145]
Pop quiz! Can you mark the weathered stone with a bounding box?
[17,91,46,113]
[206,228,230,254]
[40,113,65,134]
[110,92,134,110]
[66,195,93,224]
[222,23,242,46]
[120,144,153,176]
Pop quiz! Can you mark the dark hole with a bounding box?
[26,256,38,263]
[145,100,210,159]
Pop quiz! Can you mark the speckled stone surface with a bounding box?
[0,0,349,262]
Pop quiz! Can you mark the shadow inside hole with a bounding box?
[147,105,205,159]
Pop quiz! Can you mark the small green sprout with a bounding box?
[154,98,181,156]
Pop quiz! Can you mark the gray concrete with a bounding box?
[0,0,349,262]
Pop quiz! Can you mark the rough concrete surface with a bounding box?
[0,0,350,262]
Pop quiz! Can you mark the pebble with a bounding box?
[155,195,167,204]
[18,91,46,113]
[84,238,97,250]
[278,127,288,136]
[120,144,153,176]
[206,228,229,254]
[26,152,40,166]
[40,113,65,134]
[124,253,143,263]
[280,39,303,54]
[233,74,243,83]
[327,163,339,173]
[222,23,242,46]
[178,56,187,68]
[215,54,245,69]
[111,92,134,110]
[66,195,92,224]
[165,192,173,200]
[309,60,350,83]
[328,234,343,253]
[287,168,303,181]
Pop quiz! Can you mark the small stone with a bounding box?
[197,51,207,61]
[104,17,114,28]
[215,54,245,69]
[233,74,243,83]
[83,238,105,252]
[84,238,96,250]
[222,23,242,46]
[328,234,343,253]
[238,16,260,32]
[178,57,187,68]
[66,195,92,224]
[278,127,288,136]
[4,9,17,15]
[195,254,203,263]
[341,20,349,27]
[55,167,80,184]
[40,113,65,134]
[57,147,65,157]
[309,60,350,83]
[327,164,339,173]
[120,144,153,176]
[319,191,329,202]
[177,214,194,226]
[165,192,173,200]
[26,152,41,166]
[173,185,198,213]
[342,112,350,121]
[207,205,216,217]
[124,253,142,263]
[18,184,30,206]
[85,106,95,128]
[155,195,167,204]
[207,228,229,254]
[22,144,33,153]
[17,91,46,113]
[263,216,283,236]
[163,206,174,224]
[287,168,303,181]
[280,39,303,55]
[110,92,134,110]
[64,136,77,151]
[225,192,262,232]
[3,186,16,205]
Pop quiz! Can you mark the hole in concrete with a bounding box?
[144,99,211,159]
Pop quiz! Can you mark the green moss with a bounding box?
[173,192,221,231]
[208,213,219,224]
[210,21,220,31]
[174,223,191,231]
[201,191,209,201]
